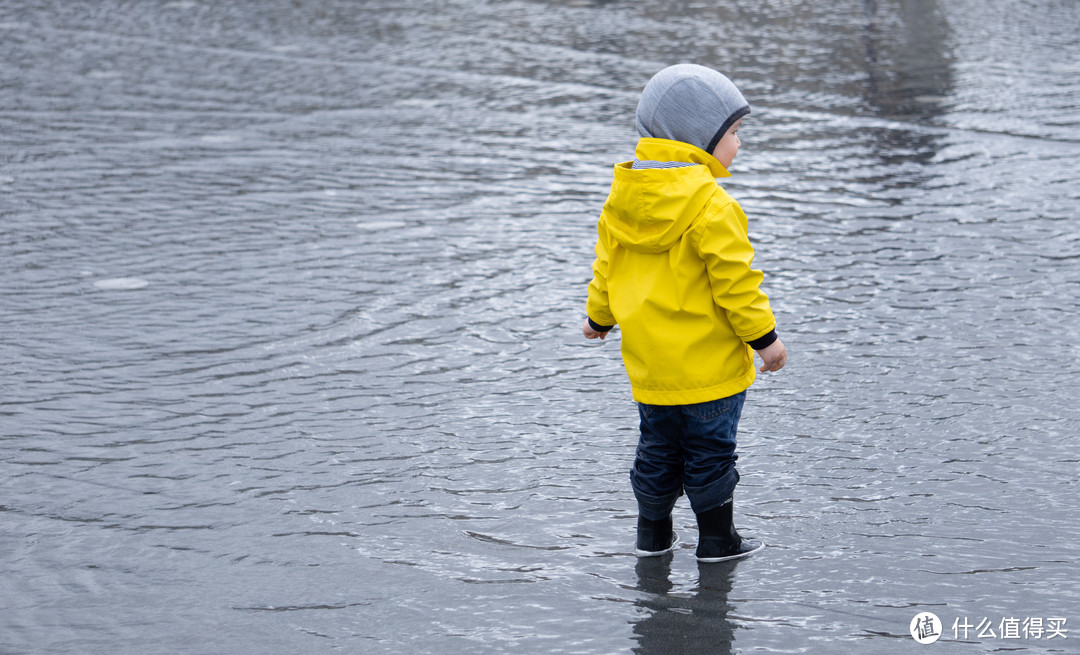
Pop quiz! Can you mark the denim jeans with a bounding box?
[630,392,746,521]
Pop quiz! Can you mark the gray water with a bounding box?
[2,1,1079,653]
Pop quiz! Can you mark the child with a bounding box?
[583,64,786,563]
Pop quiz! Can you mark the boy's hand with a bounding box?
[583,319,607,340]
[757,339,786,372]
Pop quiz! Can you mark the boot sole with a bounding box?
[696,539,765,563]
[634,532,680,558]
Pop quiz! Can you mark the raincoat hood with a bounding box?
[602,138,731,254]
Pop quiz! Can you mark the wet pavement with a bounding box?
[2,1,1079,653]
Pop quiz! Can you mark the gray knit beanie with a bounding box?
[635,64,750,154]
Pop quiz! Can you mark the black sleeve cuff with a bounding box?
[747,330,778,351]
[588,317,614,333]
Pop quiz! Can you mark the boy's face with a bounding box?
[712,118,743,169]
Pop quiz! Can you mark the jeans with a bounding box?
[630,392,746,521]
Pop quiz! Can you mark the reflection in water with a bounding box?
[860,0,953,122]
[633,557,738,655]
[857,0,954,167]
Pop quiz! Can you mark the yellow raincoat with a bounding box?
[586,138,776,405]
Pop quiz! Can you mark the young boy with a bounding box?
[582,64,786,563]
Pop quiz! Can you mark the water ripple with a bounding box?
[3,0,1079,653]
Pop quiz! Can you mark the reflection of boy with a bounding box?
[582,64,786,562]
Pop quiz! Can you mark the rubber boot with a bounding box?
[695,498,764,563]
[635,514,679,557]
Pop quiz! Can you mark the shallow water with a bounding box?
[2,1,1079,653]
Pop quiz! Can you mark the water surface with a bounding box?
[2,1,1078,653]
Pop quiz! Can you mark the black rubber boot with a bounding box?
[695,499,764,563]
[635,515,679,557]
